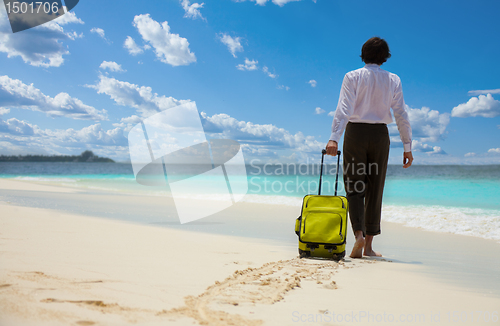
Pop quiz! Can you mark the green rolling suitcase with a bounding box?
[295,149,348,260]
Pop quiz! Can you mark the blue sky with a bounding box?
[1,0,499,164]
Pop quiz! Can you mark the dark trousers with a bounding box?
[343,122,390,237]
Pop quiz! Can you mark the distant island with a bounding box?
[0,150,115,163]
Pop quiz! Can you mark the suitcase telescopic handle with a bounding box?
[319,149,341,196]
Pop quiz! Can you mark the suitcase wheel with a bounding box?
[298,249,310,258]
[332,251,345,261]
[306,244,319,252]
[325,245,337,253]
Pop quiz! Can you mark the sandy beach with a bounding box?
[1,179,499,326]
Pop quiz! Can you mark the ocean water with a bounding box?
[1,162,499,242]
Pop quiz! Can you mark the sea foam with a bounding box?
[382,204,500,242]
[241,194,500,242]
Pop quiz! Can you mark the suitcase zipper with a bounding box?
[305,197,345,209]
[339,218,343,240]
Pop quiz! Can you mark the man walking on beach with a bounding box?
[326,37,413,258]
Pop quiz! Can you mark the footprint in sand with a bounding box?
[34,258,369,326]
[160,257,357,326]
[75,321,95,325]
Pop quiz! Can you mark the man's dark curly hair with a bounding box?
[360,37,391,65]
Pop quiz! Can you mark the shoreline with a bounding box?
[2,177,500,241]
[1,179,500,325]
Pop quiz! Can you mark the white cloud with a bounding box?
[124,36,144,56]
[308,80,317,87]
[120,115,143,124]
[262,66,277,78]
[180,0,206,20]
[90,27,109,42]
[409,106,450,142]
[90,27,105,38]
[0,75,107,120]
[200,111,324,154]
[464,152,476,157]
[99,61,125,72]
[86,75,190,118]
[389,106,449,143]
[132,14,196,66]
[43,123,127,147]
[0,117,35,136]
[0,119,129,158]
[327,111,335,117]
[237,58,280,83]
[315,107,324,114]
[53,10,84,25]
[272,0,301,5]
[468,89,500,96]
[112,115,143,132]
[451,94,500,118]
[218,33,243,58]
[411,140,446,155]
[387,105,450,155]
[234,0,302,6]
[488,148,500,154]
[277,84,290,91]
[239,143,272,156]
[0,9,84,67]
[237,58,258,71]
[86,76,326,161]
[0,108,9,115]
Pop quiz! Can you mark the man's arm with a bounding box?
[327,74,356,156]
[391,77,413,167]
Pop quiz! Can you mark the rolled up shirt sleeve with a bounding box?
[330,74,356,142]
[391,78,412,152]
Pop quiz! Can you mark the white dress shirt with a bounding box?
[330,64,412,152]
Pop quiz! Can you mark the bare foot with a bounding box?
[363,235,382,257]
[350,237,365,258]
[363,249,382,257]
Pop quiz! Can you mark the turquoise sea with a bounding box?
[1,162,499,242]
